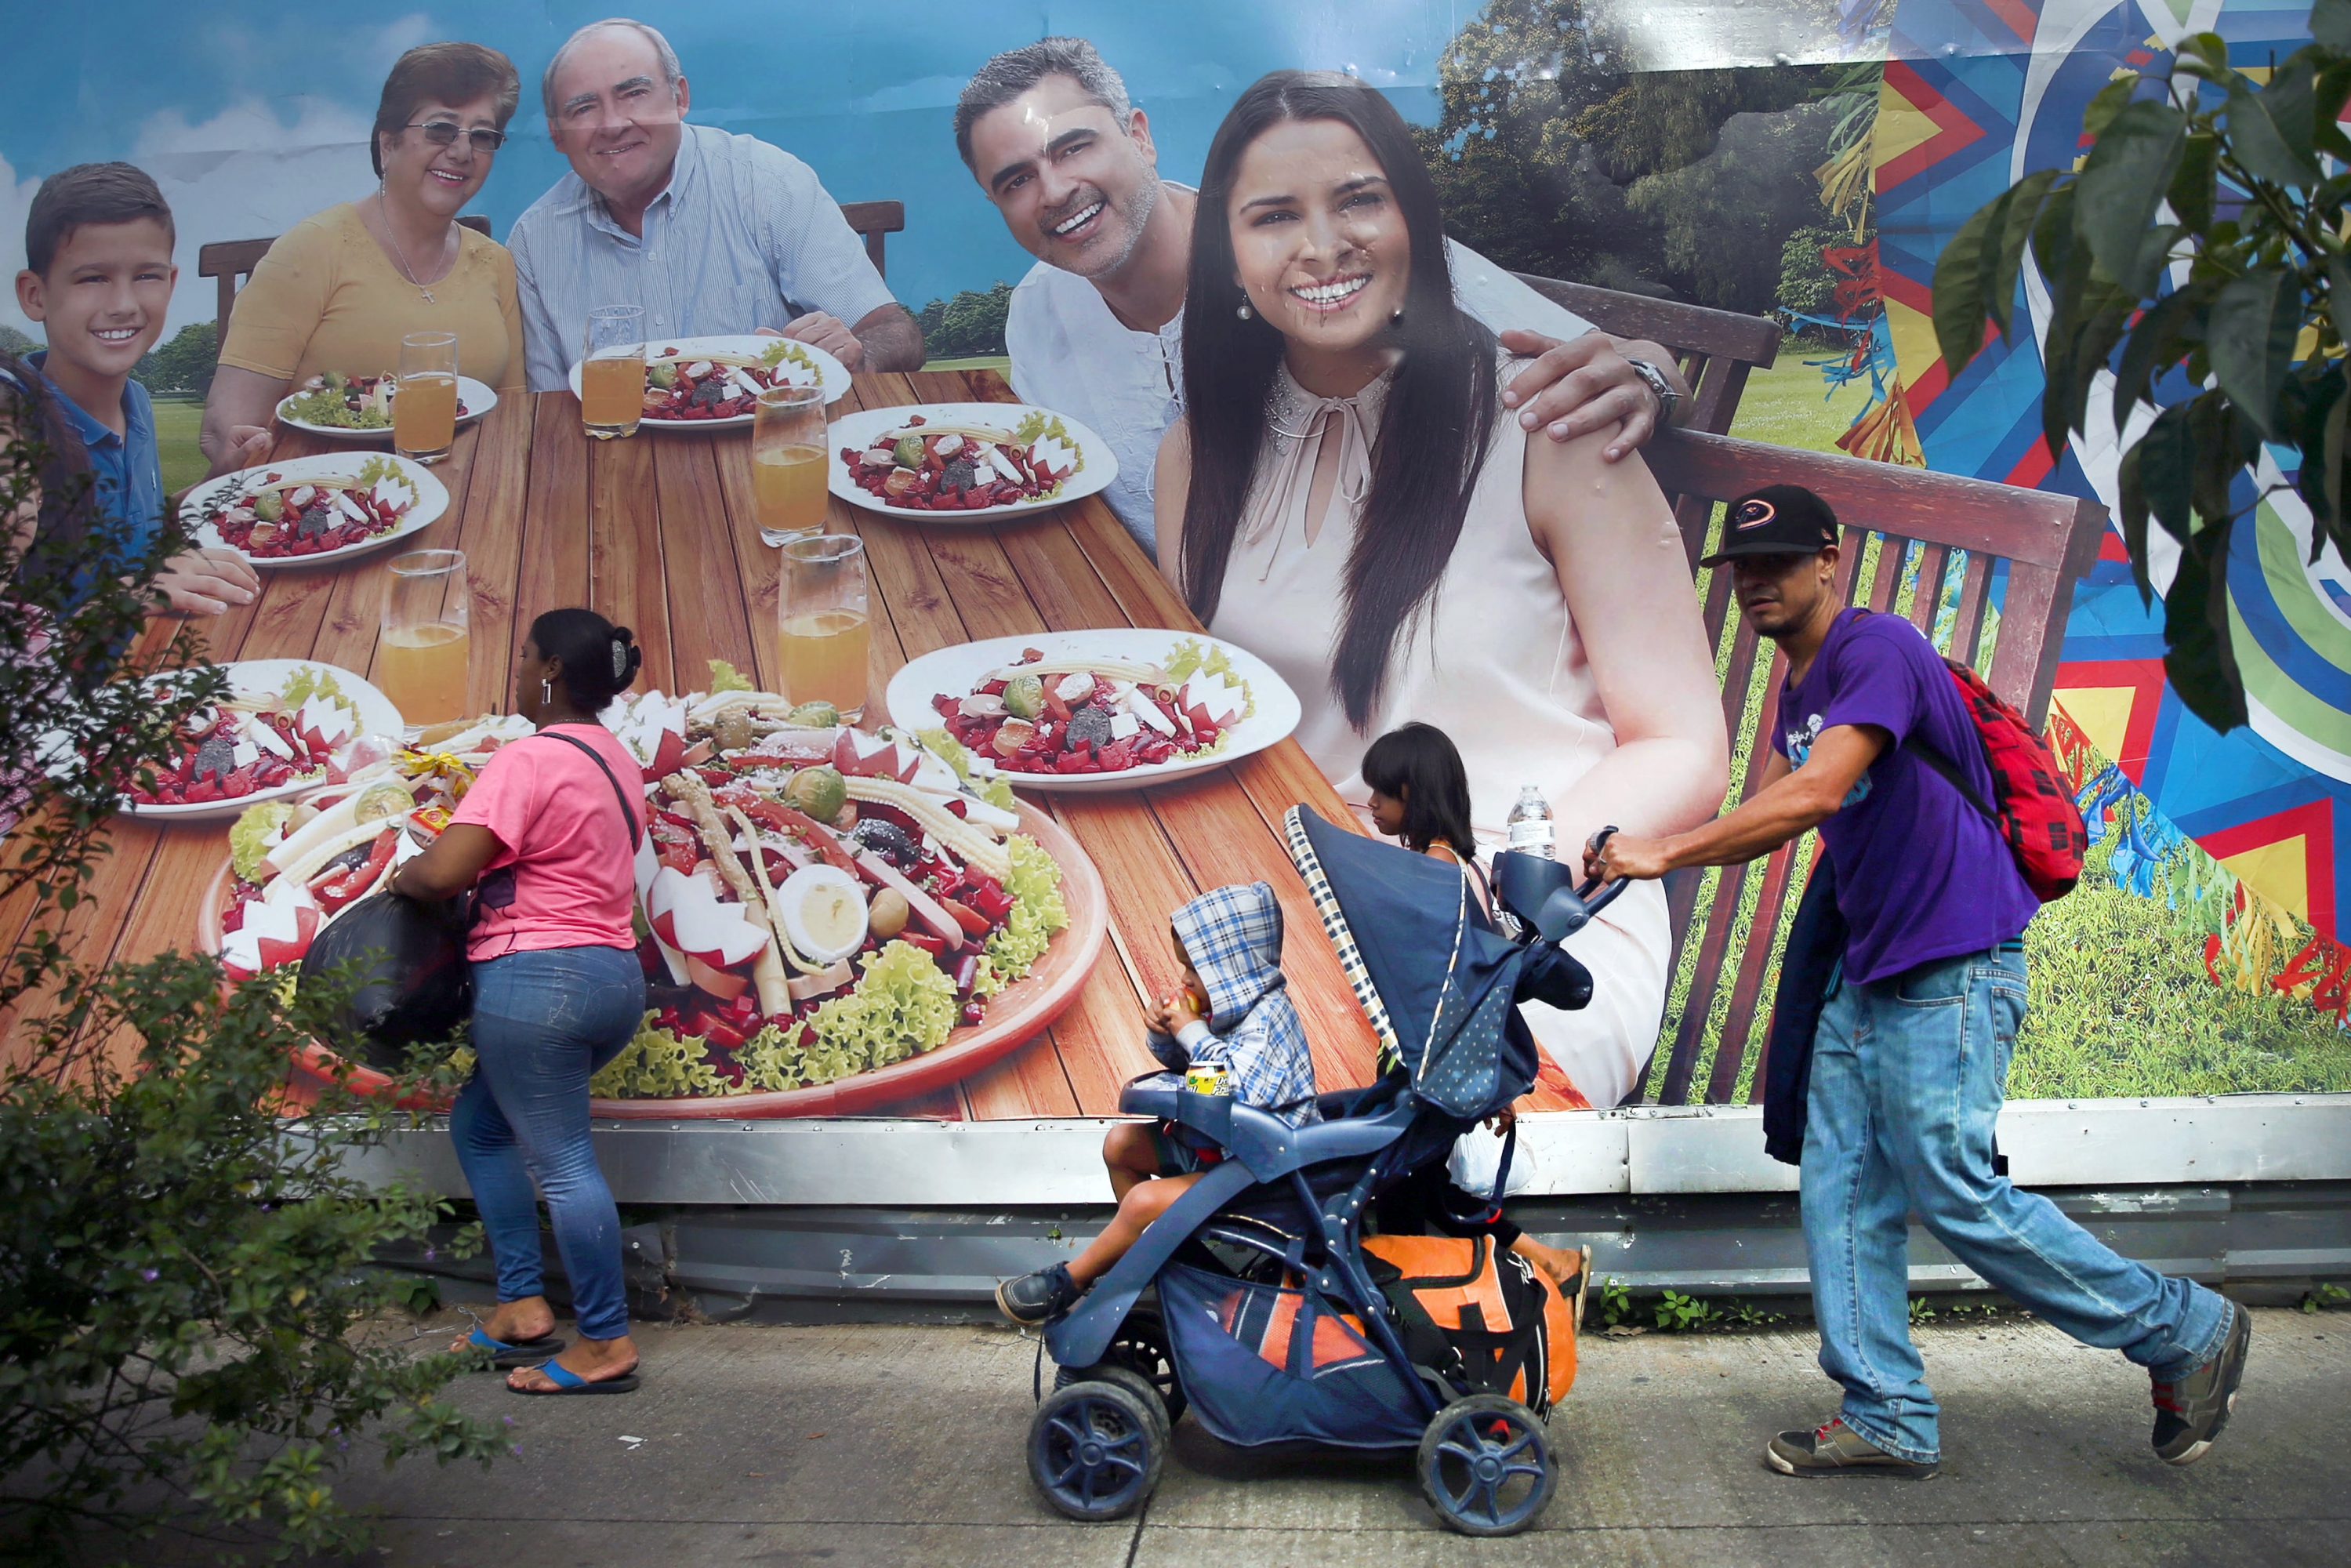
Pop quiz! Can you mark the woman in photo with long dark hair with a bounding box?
[1154,72,1726,1108]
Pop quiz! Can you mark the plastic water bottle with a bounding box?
[1505,786,1555,860]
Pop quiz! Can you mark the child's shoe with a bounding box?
[995,1262,1080,1324]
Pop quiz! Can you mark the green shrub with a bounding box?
[0,419,505,1561]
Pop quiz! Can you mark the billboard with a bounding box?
[5,0,2346,1135]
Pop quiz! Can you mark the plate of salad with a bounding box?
[274,373,498,441]
[564,334,849,430]
[125,660,405,822]
[883,630,1301,793]
[200,666,1107,1116]
[182,452,447,568]
[829,402,1115,521]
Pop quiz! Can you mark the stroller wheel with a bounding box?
[1027,1378,1164,1522]
[1053,1305,1188,1428]
[1056,1364,1170,1446]
[1417,1394,1558,1537]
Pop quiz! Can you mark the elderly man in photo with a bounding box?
[955,37,1695,557]
[511,16,923,392]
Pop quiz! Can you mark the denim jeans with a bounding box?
[1801,945,2230,1462]
[450,944,645,1341]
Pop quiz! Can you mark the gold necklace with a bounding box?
[379,188,441,304]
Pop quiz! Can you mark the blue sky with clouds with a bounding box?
[4,1,1493,340]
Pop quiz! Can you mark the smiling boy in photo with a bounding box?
[8,162,257,615]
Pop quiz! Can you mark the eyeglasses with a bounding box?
[405,122,507,152]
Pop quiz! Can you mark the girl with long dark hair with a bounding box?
[1154,72,1726,1107]
[390,608,648,1395]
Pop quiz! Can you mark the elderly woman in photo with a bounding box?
[1154,72,1729,1109]
[198,42,527,475]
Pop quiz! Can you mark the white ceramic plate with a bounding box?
[564,334,851,430]
[181,453,449,570]
[829,401,1117,524]
[122,659,405,823]
[883,629,1300,793]
[274,376,499,442]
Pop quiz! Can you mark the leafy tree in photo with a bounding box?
[132,321,219,396]
[1416,0,1835,310]
[916,281,1014,360]
[0,325,39,359]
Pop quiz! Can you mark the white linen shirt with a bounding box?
[510,123,899,392]
[1004,207,1594,559]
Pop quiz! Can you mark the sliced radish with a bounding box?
[684,954,750,1000]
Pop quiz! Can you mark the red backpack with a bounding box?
[1903,658,2087,902]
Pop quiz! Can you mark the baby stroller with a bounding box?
[1029,804,1625,1535]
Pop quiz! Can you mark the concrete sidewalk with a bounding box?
[299,1308,2344,1565]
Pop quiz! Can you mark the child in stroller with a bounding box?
[1021,806,1624,1536]
[997,882,1321,1325]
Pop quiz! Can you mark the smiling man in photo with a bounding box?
[510,16,923,392]
[956,37,1693,558]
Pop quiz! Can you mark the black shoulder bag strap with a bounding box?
[534,728,644,847]
[1902,731,1997,825]
[473,730,644,921]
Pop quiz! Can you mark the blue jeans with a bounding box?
[1801,945,2230,1463]
[450,945,645,1341]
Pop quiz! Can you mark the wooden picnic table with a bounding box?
[3,370,1587,1117]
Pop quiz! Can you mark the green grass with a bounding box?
[1725,350,1876,453]
[2009,836,2351,1097]
[151,393,207,495]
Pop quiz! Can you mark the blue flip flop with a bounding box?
[508,1357,641,1396]
[465,1326,568,1370]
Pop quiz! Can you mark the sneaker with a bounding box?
[995,1263,1080,1325]
[2151,1301,2251,1465]
[1765,1417,1939,1479]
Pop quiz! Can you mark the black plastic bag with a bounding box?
[299,890,472,1074]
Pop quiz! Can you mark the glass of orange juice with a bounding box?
[579,305,645,439]
[394,331,459,464]
[380,549,470,732]
[778,533,869,721]
[751,383,829,546]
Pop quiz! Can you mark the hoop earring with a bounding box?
[1236,301,1253,321]
[542,678,553,708]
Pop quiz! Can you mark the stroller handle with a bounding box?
[1491,826,1632,944]
[1576,826,1631,920]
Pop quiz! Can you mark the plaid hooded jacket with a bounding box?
[1148,881,1319,1127]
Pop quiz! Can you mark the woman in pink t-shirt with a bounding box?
[390,608,648,1396]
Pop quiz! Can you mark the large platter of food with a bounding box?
[564,334,849,430]
[883,629,1301,792]
[125,659,404,822]
[274,373,498,441]
[200,672,1106,1116]
[182,452,448,568]
[829,402,1116,521]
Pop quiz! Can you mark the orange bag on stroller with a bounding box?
[1361,1234,1580,1414]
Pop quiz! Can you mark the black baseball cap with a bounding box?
[1698,485,1841,566]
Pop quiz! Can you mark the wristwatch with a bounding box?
[1625,358,1679,426]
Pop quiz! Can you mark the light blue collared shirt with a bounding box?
[508,123,899,392]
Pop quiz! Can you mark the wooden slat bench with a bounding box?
[1513,274,1783,441]
[196,201,909,342]
[1634,428,2108,1105]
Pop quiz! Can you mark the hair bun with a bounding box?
[609,626,643,683]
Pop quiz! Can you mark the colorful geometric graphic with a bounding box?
[1875,0,2351,955]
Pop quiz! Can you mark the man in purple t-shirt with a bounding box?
[1591,486,2246,1480]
